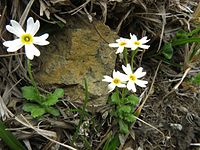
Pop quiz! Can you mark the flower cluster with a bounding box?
[109,33,150,54]
[3,17,49,60]
[103,64,148,93]
[103,34,150,93]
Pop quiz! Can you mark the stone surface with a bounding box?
[35,16,117,106]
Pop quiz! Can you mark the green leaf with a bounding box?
[119,120,129,134]
[43,88,64,106]
[53,88,65,98]
[23,103,46,118]
[46,107,60,116]
[103,134,120,150]
[0,121,25,150]
[111,91,120,104]
[127,95,139,106]
[190,73,200,85]
[21,86,40,101]
[190,43,200,61]
[118,105,132,114]
[172,37,200,46]
[161,43,173,59]
[117,105,132,119]
[124,114,136,123]
[175,29,188,38]
[23,103,37,112]
[188,26,200,36]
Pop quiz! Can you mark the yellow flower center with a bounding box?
[119,41,126,46]
[21,34,33,44]
[133,41,141,45]
[129,74,137,81]
[112,78,121,85]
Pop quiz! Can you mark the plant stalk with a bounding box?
[123,48,128,65]
[131,49,138,70]
[27,59,39,95]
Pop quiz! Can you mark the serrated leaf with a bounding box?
[23,103,38,112]
[118,105,132,114]
[119,120,129,134]
[161,43,173,59]
[46,107,60,116]
[124,114,136,123]
[53,88,64,98]
[111,91,120,104]
[42,88,64,106]
[21,86,40,101]
[31,107,46,118]
[23,103,45,118]
[127,95,139,106]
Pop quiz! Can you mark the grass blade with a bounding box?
[0,120,25,150]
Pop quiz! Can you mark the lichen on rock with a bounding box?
[35,16,117,106]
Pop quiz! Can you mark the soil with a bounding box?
[132,60,200,150]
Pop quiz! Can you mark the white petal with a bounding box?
[25,44,40,60]
[102,75,113,82]
[117,83,126,88]
[136,72,146,79]
[33,46,40,57]
[10,20,25,36]
[108,83,116,93]
[26,17,40,36]
[135,79,148,87]
[139,36,150,43]
[26,17,34,34]
[6,25,24,37]
[112,70,117,78]
[109,43,119,48]
[24,45,34,59]
[115,71,128,81]
[116,46,124,54]
[139,44,150,49]
[33,34,49,45]
[30,20,40,36]
[134,67,146,78]
[130,34,137,41]
[3,39,23,52]
[7,45,23,52]
[3,39,20,47]
[126,43,138,50]
[127,81,136,92]
[39,33,49,40]
[116,37,129,42]
[122,64,132,75]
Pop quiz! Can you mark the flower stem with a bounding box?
[27,59,39,95]
[123,48,128,65]
[121,88,125,99]
[131,49,138,70]
[116,87,119,95]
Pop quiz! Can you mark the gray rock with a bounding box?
[35,16,117,106]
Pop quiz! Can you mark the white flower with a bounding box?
[127,34,150,50]
[109,37,130,54]
[122,64,148,92]
[102,70,127,93]
[3,17,49,60]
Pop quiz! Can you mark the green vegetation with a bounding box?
[22,86,64,118]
